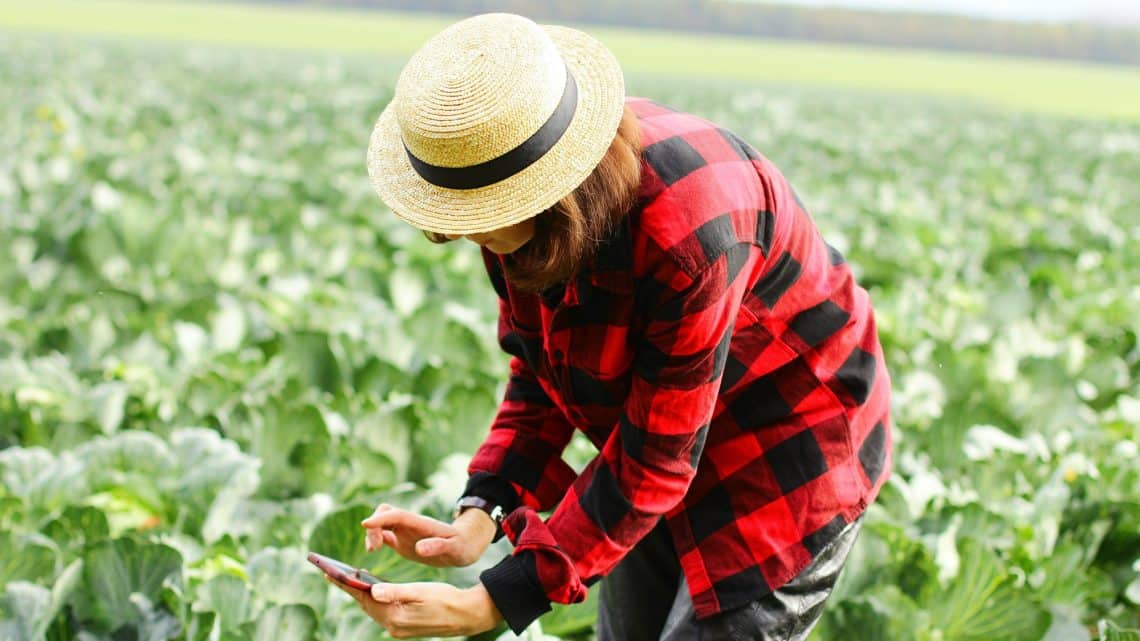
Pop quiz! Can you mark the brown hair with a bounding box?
[424,105,643,293]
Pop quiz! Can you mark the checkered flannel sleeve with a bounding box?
[480,251,753,633]
[461,253,579,521]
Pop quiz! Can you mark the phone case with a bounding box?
[307,552,383,591]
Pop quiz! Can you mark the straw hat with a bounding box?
[366,13,626,235]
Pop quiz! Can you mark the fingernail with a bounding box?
[372,585,389,602]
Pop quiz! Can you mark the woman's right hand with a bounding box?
[361,503,497,567]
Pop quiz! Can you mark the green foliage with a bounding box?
[1,31,1138,641]
[540,590,600,638]
[308,506,375,572]
[0,534,56,591]
[194,575,253,635]
[81,539,183,632]
[0,562,81,641]
[249,604,319,641]
[926,539,1051,641]
[1100,621,1140,641]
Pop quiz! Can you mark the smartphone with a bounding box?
[307,552,384,591]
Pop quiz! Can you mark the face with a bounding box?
[444,217,536,254]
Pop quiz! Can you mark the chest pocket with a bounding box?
[549,274,637,411]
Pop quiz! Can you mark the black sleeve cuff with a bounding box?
[461,472,523,542]
[480,553,552,635]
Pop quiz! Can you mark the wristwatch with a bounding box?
[453,496,507,528]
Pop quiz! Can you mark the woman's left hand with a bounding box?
[326,577,503,638]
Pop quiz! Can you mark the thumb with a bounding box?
[414,536,455,557]
[370,582,416,604]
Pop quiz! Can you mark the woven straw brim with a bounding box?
[366,25,625,235]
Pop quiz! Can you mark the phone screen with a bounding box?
[308,552,383,591]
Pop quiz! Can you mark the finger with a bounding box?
[360,503,398,528]
[382,530,398,548]
[370,582,398,604]
[361,510,454,537]
[370,582,422,605]
[360,511,409,531]
[365,528,385,552]
[361,503,393,527]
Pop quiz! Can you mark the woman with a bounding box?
[331,12,892,641]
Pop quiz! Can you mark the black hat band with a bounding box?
[403,65,579,191]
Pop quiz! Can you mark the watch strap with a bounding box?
[459,473,523,543]
[455,496,507,526]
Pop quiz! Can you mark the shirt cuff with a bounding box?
[461,472,523,542]
[480,553,552,635]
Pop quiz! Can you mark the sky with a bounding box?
[759,0,1140,23]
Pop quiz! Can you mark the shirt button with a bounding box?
[552,349,564,363]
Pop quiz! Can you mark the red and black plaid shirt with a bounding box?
[467,98,892,633]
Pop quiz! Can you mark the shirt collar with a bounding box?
[535,212,636,308]
[584,215,634,295]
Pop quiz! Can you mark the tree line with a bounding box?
[268,0,1140,66]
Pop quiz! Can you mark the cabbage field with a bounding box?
[1,32,1139,641]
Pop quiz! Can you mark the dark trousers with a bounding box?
[597,515,863,641]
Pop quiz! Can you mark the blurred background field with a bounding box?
[1,1,1139,641]
[5,0,1140,121]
